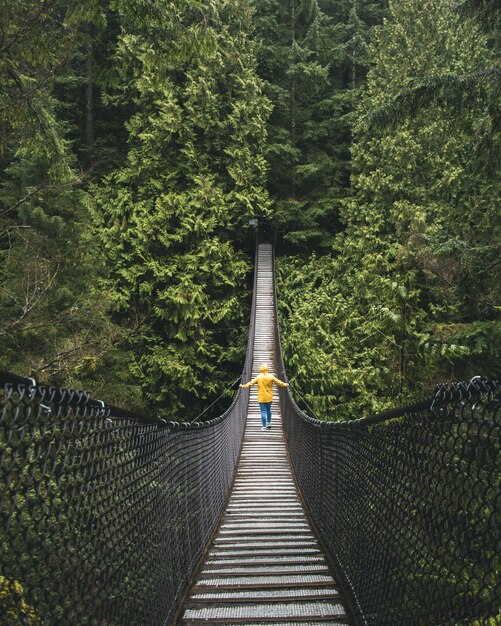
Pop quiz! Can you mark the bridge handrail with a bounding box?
[0,246,258,626]
[272,248,501,626]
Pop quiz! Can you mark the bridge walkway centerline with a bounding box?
[179,243,351,625]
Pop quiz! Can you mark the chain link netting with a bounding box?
[0,246,259,626]
[3,240,499,626]
[279,379,500,626]
[272,251,500,626]
[0,376,251,626]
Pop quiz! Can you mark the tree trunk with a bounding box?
[84,38,94,161]
[350,52,356,91]
[290,0,296,193]
[350,0,357,91]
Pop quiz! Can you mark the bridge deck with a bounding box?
[180,244,350,625]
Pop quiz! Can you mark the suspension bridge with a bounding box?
[0,242,499,626]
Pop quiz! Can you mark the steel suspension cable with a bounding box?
[187,376,243,423]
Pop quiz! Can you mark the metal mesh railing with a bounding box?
[279,379,500,626]
[0,256,257,626]
[3,240,500,626]
[1,384,245,626]
[273,255,500,626]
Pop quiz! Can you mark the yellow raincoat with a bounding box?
[240,363,288,403]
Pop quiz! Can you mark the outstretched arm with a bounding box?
[240,376,258,388]
[271,376,288,388]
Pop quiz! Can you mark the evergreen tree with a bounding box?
[277,0,500,419]
[348,0,500,381]
[92,0,271,418]
[254,0,385,250]
[0,0,137,403]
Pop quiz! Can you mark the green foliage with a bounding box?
[0,0,270,415]
[0,0,138,403]
[1,0,499,424]
[277,0,501,420]
[91,0,270,418]
[254,0,386,250]
[277,253,413,419]
[0,576,40,626]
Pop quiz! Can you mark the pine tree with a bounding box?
[92,0,271,418]
[254,0,386,250]
[0,0,136,401]
[277,0,500,419]
[347,0,500,380]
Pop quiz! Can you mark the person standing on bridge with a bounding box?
[240,363,288,431]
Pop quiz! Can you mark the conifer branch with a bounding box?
[363,66,501,130]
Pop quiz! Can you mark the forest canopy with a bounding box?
[1,0,499,421]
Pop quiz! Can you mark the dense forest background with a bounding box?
[1,0,499,421]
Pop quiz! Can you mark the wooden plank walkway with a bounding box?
[180,244,350,625]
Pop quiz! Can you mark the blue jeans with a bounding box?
[259,402,272,428]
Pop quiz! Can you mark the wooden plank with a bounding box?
[179,244,351,625]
